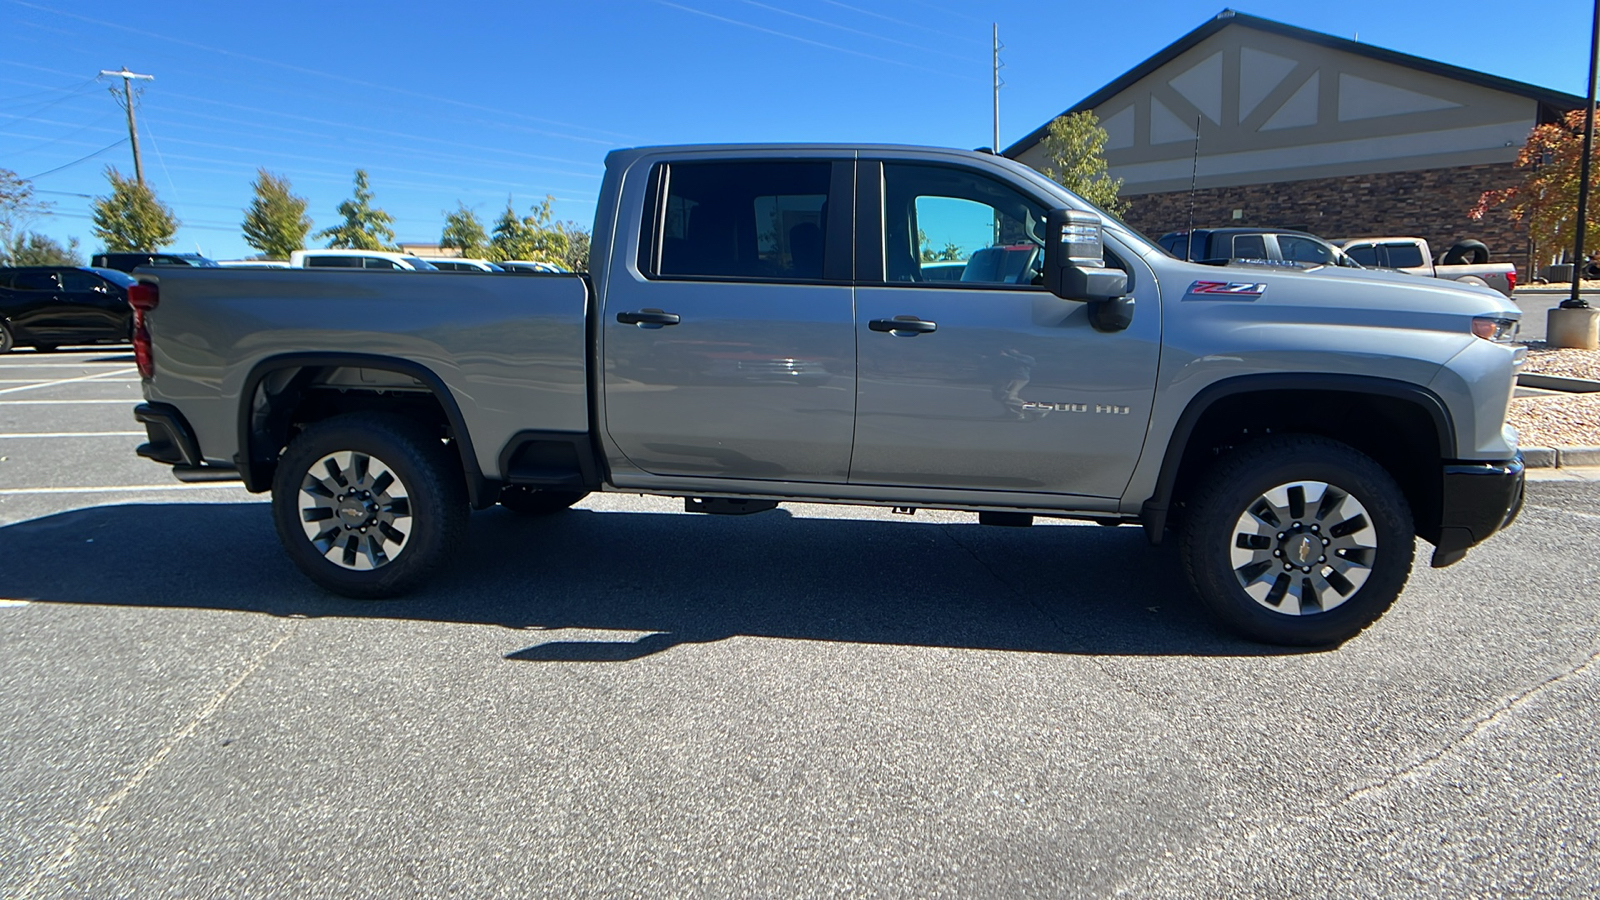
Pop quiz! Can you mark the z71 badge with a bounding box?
[1184,280,1267,300]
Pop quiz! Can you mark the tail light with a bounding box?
[1506,270,1517,293]
[127,282,158,378]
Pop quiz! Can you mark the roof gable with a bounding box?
[1004,10,1586,158]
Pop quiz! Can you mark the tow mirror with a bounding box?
[1044,209,1128,303]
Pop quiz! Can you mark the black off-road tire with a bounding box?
[498,486,589,514]
[1441,239,1490,266]
[1179,434,1415,646]
[271,412,468,599]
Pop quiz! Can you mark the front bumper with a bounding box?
[1430,454,1524,568]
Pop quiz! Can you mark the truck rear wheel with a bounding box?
[271,412,466,599]
[498,486,588,514]
[1179,435,1414,646]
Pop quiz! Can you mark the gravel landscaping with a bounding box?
[1510,343,1600,451]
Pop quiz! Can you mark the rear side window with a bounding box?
[12,271,58,291]
[1383,243,1425,268]
[303,256,362,268]
[363,258,403,270]
[646,160,835,281]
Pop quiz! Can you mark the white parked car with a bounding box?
[498,259,567,274]
[417,257,505,272]
[287,249,439,271]
[215,259,291,269]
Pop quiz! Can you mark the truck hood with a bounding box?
[1176,258,1520,320]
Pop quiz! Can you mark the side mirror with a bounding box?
[1043,209,1128,303]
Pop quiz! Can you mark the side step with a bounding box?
[685,497,779,515]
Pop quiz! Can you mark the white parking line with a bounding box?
[0,368,138,397]
[0,431,145,439]
[0,361,135,369]
[0,399,140,405]
[0,483,250,496]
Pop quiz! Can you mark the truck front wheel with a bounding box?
[271,412,467,599]
[1179,435,1414,646]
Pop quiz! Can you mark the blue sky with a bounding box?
[2,0,1591,261]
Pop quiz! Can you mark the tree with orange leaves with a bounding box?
[1472,109,1600,266]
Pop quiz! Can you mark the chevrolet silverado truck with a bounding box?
[128,144,1526,646]
[1333,237,1516,298]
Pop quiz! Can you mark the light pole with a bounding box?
[1565,0,1600,309]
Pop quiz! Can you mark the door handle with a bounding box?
[868,316,937,336]
[616,308,681,328]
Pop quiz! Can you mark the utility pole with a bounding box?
[99,67,154,186]
[992,24,1004,152]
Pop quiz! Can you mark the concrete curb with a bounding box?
[1521,446,1600,468]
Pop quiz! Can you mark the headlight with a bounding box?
[1471,317,1518,342]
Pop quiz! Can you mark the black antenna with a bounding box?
[1186,115,1201,261]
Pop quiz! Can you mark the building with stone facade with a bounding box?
[1004,10,1585,278]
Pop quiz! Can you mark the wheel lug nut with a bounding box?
[1274,550,1282,557]
[1311,524,1319,532]
[1321,538,1330,546]
[1318,556,1326,563]
[1277,532,1285,540]
[1302,566,1311,573]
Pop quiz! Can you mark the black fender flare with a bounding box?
[1139,373,1456,542]
[235,352,494,508]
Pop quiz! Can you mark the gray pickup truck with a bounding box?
[129,144,1525,646]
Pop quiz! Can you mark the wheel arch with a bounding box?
[1142,373,1455,544]
[236,352,493,507]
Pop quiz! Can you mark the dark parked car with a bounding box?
[0,266,137,352]
[90,252,220,272]
[1156,228,1362,268]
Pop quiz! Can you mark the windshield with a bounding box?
[89,267,138,286]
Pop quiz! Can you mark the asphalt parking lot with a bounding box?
[1,346,1597,898]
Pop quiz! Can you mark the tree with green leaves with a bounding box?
[1039,111,1129,217]
[554,221,591,272]
[5,233,81,266]
[316,169,394,250]
[439,203,489,258]
[487,195,567,263]
[89,166,180,252]
[1,168,82,265]
[242,169,312,259]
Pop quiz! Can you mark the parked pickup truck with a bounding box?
[128,143,1526,646]
[1334,237,1516,298]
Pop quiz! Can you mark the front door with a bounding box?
[849,161,1161,499]
[602,158,857,483]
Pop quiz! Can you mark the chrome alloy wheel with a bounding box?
[298,450,412,570]
[1228,480,1377,616]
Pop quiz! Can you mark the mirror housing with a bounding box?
[1043,208,1128,302]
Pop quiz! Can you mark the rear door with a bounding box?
[849,160,1161,498]
[57,269,130,340]
[601,157,858,482]
[2,270,70,339]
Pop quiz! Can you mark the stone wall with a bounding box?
[1119,162,1533,278]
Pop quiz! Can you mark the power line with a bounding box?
[22,138,126,180]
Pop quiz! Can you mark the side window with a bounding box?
[363,257,402,270]
[651,160,833,281]
[304,256,360,268]
[1279,235,1336,265]
[58,270,104,292]
[881,162,1047,286]
[1345,245,1379,266]
[1231,234,1267,259]
[13,271,59,291]
[1383,242,1425,268]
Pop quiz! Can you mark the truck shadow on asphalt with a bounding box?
[0,502,1309,657]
